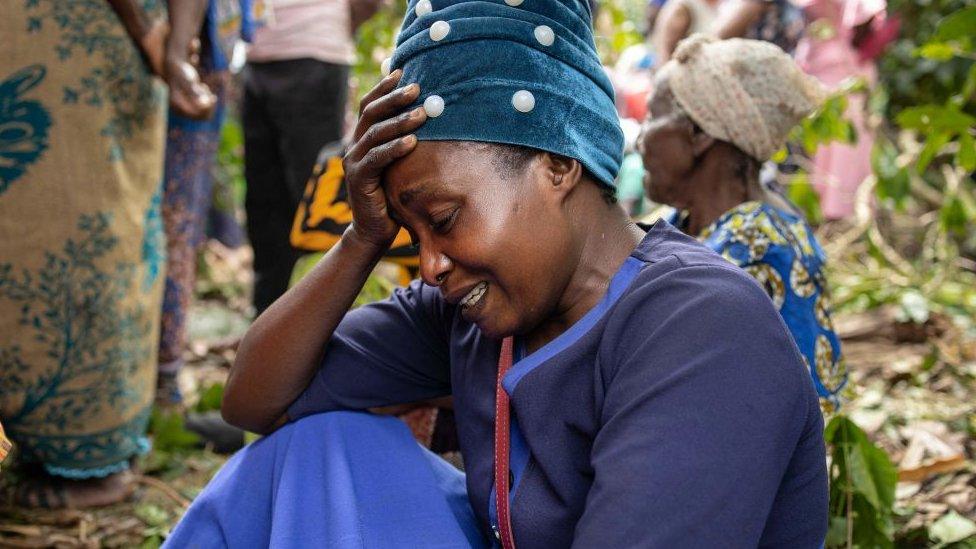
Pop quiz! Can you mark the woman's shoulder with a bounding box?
[601,225,816,405]
[624,220,790,321]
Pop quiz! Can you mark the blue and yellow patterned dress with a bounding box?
[667,201,847,410]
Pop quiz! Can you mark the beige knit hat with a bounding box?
[660,34,826,161]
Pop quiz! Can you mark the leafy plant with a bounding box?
[792,82,862,156]
[790,17,976,534]
[353,0,408,96]
[879,0,975,120]
[802,7,976,326]
[779,81,862,223]
[824,415,898,549]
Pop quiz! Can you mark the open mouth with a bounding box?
[461,281,488,310]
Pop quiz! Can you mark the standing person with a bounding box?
[645,0,669,36]
[166,0,827,545]
[0,0,208,508]
[794,0,888,220]
[157,0,254,405]
[715,0,805,53]
[652,0,722,66]
[639,35,847,410]
[243,0,381,315]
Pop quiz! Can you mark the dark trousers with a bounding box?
[243,58,348,314]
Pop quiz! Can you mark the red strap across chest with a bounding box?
[494,336,517,549]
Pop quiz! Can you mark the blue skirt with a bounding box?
[164,412,487,548]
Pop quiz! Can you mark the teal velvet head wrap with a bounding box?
[388,0,624,187]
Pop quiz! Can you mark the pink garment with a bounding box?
[794,0,886,220]
[247,0,355,66]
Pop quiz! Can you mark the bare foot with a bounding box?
[15,468,135,509]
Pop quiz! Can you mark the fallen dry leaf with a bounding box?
[899,455,969,482]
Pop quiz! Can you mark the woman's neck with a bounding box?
[683,149,763,236]
[523,206,644,354]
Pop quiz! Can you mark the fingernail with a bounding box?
[412,107,425,118]
[402,135,417,146]
[404,83,419,95]
[391,69,403,78]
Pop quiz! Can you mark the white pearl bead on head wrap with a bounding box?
[429,20,451,41]
[424,95,445,117]
[512,90,535,113]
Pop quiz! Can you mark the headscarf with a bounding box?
[386,0,624,187]
[660,34,825,161]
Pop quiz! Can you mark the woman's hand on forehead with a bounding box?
[343,71,428,249]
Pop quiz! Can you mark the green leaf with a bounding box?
[934,7,976,42]
[786,172,823,225]
[770,147,788,164]
[963,64,976,102]
[149,407,200,453]
[825,416,897,548]
[851,494,894,548]
[930,511,976,547]
[194,382,225,413]
[859,436,897,513]
[289,252,324,287]
[846,435,883,508]
[825,517,848,547]
[958,132,976,172]
[139,535,163,549]
[940,195,970,235]
[917,131,952,173]
[354,273,397,308]
[872,140,911,208]
[896,105,976,134]
[916,42,959,61]
[135,503,170,527]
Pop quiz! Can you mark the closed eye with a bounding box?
[430,208,458,234]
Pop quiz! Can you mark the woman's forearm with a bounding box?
[108,0,168,76]
[222,228,388,434]
[108,0,152,55]
[165,0,208,64]
[714,0,766,39]
[225,69,424,434]
[657,5,691,66]
[107,0,152,47]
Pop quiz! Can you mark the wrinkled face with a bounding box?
[384,141,579,339]
[637,73,696,207]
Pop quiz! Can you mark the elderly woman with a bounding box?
[639,34,848,411]
[165,2,827,547]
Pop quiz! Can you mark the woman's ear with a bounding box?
[540,152,583,202]
[691,131,716,158]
